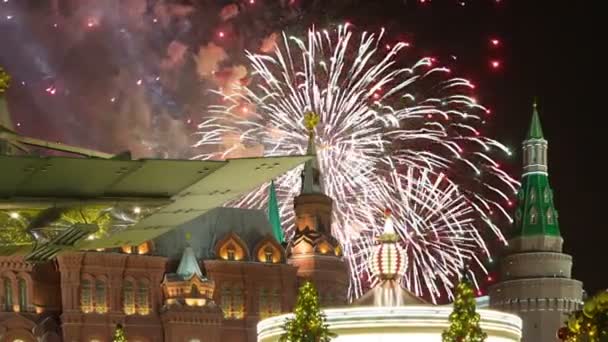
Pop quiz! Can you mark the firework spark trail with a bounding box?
[195,25,519,302]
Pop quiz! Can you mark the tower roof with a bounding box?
[514,102,560,238]
[268,181,285,244]
[175,244,203,280]
[527,100,545,140]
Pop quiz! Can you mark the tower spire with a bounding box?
[527,99,545,140]
[268,180,285,244]
[514,100,559,237]
[300,111,323,194]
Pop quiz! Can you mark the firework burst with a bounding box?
[195,25,518,302]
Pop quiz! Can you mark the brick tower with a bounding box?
[489,102,584,342]
[286,112,349,306]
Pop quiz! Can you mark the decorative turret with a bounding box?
[356,209,425,307]
[369,209,406,280]
[514,101,560,238]
[291,111,334,239]
[161,235,215,308]
[286,112,349,307]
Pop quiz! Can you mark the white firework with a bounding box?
[195,25,518,302]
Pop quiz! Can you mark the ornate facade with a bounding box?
[489,103,584,342]
[0,123,349,342]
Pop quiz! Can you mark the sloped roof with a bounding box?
[154,207,276,261]
[175,245,204,280]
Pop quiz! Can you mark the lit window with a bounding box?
[3,278,12,311]
[137,281,149,315]
[18,278,27,312]
[123,281,135,315]
[221,286,244,319]
[137,242,150,255]
[95,280,107,313]
[529,191,536,203]
[544,187,551,202]
[259,288,280,319]
[227,244,236,261]
[547,208,554,224]
[81,280,92,313]
[530,207,538,224]
[264,246,274,263]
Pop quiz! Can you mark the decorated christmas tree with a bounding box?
[112,324,127,342]
[558,291,608,342]
[279,281,335,342]
[442,274,487,342]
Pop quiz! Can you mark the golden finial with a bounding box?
[303,111,320,134]
[185,232,192,242]
[0,67,10,95]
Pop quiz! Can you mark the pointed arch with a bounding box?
[529,206,538,224]
[546,208,554,224]
[253,235,284,264]
[215,233,249,261]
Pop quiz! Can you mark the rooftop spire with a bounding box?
[527,99,545,140]
[514,101,560,238]
[300,111,324,194]
[176,233,203,280]
[268,180,285,244]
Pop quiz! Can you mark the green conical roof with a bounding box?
[268,180,285,244]
[527,101,544,139]
[176,245,203,280]
[514,174,560,237]
[514,104,559,237]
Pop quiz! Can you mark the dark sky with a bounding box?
[368,0,604,295]
[1,0,604,295]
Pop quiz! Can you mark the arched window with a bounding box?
[123,281,135,315]
[259,288,269,318]
[264,246,274,263]
[3,277,12,311]
[226,243,236,261]
[530,207,538,224]
[81,279,92,313]
[221,286,244,319]
[547,208,554,224]
[530,190,536,203]
[18,278,27,312]
[544,187,551,203]
[136,281,149,315]
[95,280,107,313]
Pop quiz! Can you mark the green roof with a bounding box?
[514,104,559,237]
[176,245,203,280]
[527,101,545,140]
[514,174,560,237]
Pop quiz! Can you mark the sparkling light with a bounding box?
[196,27,518,301]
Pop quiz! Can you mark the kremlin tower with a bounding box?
[489,102,584,342]
[286,112,349,307]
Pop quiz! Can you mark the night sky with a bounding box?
[0,1,604,295]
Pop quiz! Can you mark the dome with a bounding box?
[369,209,407,280]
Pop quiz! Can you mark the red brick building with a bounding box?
[0,146,349,342]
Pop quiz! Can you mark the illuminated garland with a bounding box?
[558,291,608,342]
[0,67,9,94]
[279,281,335,342]
[442,277,487,342]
